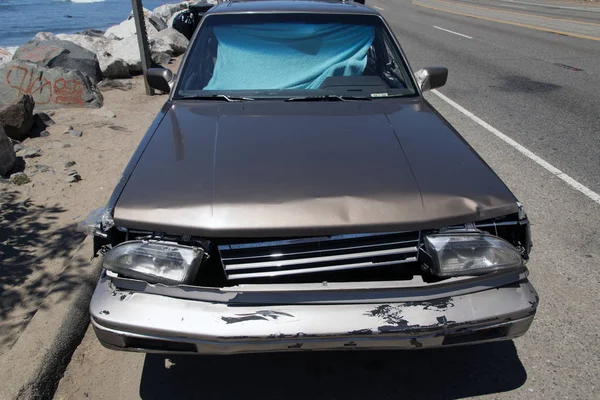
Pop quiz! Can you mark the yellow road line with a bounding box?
[432,0,600,27]
[413,2,600,42]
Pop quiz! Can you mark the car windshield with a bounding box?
[175,13,417,100]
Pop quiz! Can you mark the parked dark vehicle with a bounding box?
[84,0,537,354]
[171,2,216,40]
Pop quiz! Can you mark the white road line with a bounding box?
[374,6,385,11]
[501,0,600,13]
[431,89,600,206]
[433,26,473,39]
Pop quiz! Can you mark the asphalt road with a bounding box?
[54,1,600,399]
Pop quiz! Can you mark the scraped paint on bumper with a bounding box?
[90,277,538,354]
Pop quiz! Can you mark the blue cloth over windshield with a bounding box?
[204,23,376,90]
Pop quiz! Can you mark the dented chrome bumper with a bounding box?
[90,274,538,354]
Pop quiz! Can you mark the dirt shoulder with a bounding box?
[0,59,179,357]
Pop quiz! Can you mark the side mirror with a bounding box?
[414,67,448,92]
[146,68,174,93]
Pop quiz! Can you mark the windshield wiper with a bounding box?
[285,94,372,102]
[176,94,254,102]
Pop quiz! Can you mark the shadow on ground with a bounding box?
[0,189,86,352]
[139,341,526,399]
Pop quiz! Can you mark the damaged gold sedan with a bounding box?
[82,0,538,354]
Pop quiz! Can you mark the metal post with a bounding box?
[131,0,154,95]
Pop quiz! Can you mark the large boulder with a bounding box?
[78,29,105,38]
[150,37,173,56]
[152,52,171,66]
[109,36,143,73]
[153,2,189,23]
[33,32,58,41]
[0,48,12,69]
[12,40,102,83]
[0,95,35,141]
[128,7,167,31]
[0,61,103,110]
[150,15,168,31]
[98,55,130,79]
[109,35,173,73]
[0,125,16,176]
[56,33,130,79]
[128,7,153,19]
[151,28,189,56]
[105,17,159,40]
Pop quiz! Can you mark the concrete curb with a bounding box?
[0,237,101,400]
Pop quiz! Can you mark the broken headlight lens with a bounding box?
[424,234,523,277]
[103,241,203,284]
[77,205,114,237]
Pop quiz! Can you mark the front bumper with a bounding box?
[90,276,538,354]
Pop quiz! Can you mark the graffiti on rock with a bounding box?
[54,78,86,106]
[17,46,62,63]
[5,65,86,106]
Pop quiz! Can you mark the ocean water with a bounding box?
[0,0,170,50]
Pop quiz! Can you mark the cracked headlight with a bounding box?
[424,233,523,277]
[103,240,203,284]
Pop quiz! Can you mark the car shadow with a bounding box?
[139,341,526,399]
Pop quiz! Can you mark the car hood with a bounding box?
[113,99,518,237]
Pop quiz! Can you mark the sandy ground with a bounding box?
[0,59,179,357]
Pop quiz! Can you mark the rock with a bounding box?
[13,40,102,83]
[128,7,153,20]
[55,33,106,53]
[109,36,140,72]
[152,52,171,66]
[40,130,50,137]
[10,172,30,185]
[0,48,14,69]
[64,169,81,183]
[67,125,74,131]
[97,79,132,92]
[152,28,189,56]
[153,2,189,22]
[109,36,145,73]
[55,33,130,79]
[69,130,83,137]
[128,8,167,31]
[36,112,55,125]
[33,32,58,41]
[21,148,42,158]
[65,175,81,183]
[108,125,128,132]
[13,143,24,152]
[79,29,105,38]
[150,37,173,56]
[62,143,71,148]
[0,125,16,176]
[150,15,168,31]
[99,55,130,79]
[0,95,35,141]
[92,108,116,118]
[63,160,76,168]
[34,164,51,173]
[105,18,159,40]
[0,60,103,110]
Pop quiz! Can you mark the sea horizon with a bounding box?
[0,0,172,50]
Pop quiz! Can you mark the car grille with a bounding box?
[218,231,420,281]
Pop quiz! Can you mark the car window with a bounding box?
[175,13,417,99]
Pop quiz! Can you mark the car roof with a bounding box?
[205,0,380,16]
